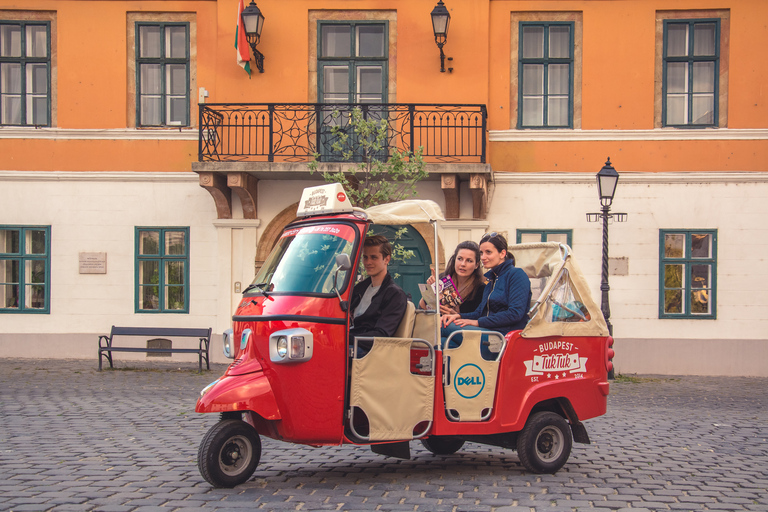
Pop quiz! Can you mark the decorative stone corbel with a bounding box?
[198,172,232,219]
[441,174,460,219]
[227,173,259,219]
[470,173,488,219]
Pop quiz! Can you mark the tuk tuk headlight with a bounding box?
[222,328,234,359]
[276,336,288,358]
[269,328,313,363]
[200,379,220,397]
[241,329,252,352]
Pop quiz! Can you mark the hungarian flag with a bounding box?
[236,0,251,77]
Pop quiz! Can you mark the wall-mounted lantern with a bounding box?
[430,0,452,72]
[242,1,265,73]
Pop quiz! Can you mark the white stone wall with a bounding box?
[0,172,224,361]
[490,172,768,376]
[2,171,766,375]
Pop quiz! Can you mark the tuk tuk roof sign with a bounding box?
[297,183,353,217]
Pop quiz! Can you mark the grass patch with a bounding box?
[614,374,682,384]
[614,374,648,384]
[104,366,208,375]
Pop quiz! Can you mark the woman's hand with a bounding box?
[453,318,479,327]
[439,304,459,315]
[441,313,461,327]
[426,275,436,286]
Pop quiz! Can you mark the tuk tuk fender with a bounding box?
[501,374,609,431]
[196,371,281,420]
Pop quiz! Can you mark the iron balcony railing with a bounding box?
[198,103,487,164]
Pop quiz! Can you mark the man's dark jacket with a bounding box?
[349,272,407,340]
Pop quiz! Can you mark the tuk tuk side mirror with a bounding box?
[334,253,352,312]
[335,253,352,270]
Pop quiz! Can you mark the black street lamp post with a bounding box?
[587,158,626,378]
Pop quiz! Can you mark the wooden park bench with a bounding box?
[98,326,212,372]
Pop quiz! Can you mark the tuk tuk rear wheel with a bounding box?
[516,411,572,474]
[198,419,261,488]
[421,436,465,455]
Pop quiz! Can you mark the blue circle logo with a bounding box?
[454,363,485,399]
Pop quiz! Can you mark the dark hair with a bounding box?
[479,232,515,264]
[364,234,392,259]
[444,240,483,282]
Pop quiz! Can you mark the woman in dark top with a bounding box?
[441,233,532,347]
[419,240,485,314]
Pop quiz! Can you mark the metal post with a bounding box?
[268,104,274,162]
[588,159,626,381]
[433,219,441,348]
[198,104,204,161]
[600,202,612,338]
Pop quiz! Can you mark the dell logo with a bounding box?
[454,363,485,399]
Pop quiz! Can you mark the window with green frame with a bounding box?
[0,226,50,313]
[663,19,719,127]
[660,230,716,319]
[317,21,388,160]
[135,227,189,313]
[518,22,573,128]
[0,20,51,126]
[318,21,387,105]
[135,22,189,127]
[517,229,572,247]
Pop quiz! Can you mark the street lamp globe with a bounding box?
[431,0,451,43]
[242,1,265,43]
[596,158,619,207]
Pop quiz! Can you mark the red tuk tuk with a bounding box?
[196,183,614,488]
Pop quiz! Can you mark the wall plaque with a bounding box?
[79,252,107,274]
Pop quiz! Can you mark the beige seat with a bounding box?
[393,301,416,338]
[442,330,505,422]
[412,309,438,345]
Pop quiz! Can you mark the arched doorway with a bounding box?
[369,224,431,303]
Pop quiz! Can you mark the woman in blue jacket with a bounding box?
[441,232,532,349]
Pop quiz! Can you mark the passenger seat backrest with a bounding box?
[393,301,416,338]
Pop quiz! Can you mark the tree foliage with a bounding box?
[309,108,429,278]
[308,107,428,209]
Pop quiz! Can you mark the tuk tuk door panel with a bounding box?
[349,337,435,442]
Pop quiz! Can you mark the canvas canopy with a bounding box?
[509,242,609,338]
[364,200,445,225]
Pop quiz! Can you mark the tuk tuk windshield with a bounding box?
[248,223,357,295]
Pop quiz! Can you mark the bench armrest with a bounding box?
[98,334,112,348]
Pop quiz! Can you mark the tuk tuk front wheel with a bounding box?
[421,436,465,455]
[198,419,261,488]
[516,412,572,474]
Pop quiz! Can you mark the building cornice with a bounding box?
[0,171,199,182]
[493,171,768,184]
[6,127,767,142]
[489,128,768,142]
[0,128,198,140]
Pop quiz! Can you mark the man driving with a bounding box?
[349,235,407,352]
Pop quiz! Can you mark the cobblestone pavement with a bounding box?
[0,358,766,512]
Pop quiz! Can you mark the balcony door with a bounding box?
[317,21,388,160]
